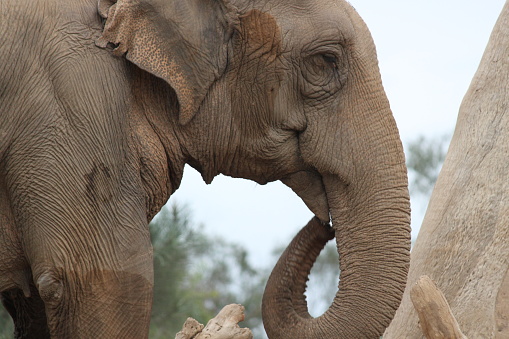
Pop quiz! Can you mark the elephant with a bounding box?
[0,0,411,337]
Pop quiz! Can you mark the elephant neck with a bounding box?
[127,65,188,220]
[173,83,239,185]
[128,64,238,193]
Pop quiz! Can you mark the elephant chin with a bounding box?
[281,171,330,223]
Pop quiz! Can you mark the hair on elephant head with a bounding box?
[0,0,410,337]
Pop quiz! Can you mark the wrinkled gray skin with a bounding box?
[0,0,411,337]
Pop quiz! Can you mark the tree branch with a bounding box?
[411,276,467,339]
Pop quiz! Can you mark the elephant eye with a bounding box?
[321,53,338,69]
[300,48,347,99]
[306,52,340,73]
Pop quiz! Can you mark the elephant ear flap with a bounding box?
[96,0,237,125]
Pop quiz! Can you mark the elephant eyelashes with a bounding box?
[321,53,338,69]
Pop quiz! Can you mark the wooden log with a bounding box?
[175,318,204,339]
[410,276,467,339]
[175,304,253,339]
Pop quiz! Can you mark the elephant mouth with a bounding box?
[281,170,330,223]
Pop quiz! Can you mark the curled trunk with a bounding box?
[262,217,334,329]
[263,175,411,338]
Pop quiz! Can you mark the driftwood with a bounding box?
[175,304,253,339]
[411,276,467,339]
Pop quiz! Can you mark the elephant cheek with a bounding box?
[281,170,330,223]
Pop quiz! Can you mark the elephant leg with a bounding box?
[5,144,153,337]
[0,176,47,338]
[1,286,50,339]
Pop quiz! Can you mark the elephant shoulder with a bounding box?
[0,0,103,59]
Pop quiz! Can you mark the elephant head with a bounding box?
[95,0,411,337]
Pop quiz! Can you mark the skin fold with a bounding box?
[0,0,411,337]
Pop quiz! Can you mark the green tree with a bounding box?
[149,203,262,338]
[149,203,210,337]
[0,305,13,339]
[306,242,340,316]
[406,134,450,197]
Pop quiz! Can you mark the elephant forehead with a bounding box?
[267,0,356,45]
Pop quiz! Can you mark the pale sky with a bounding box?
[168,1,507,268]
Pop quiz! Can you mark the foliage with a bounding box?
[406,134,450,197]
[149,203,208,336]
[306,242,340,316]
[0,306,13,339]
[149,203,263,338]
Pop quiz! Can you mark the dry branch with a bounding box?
[410,276,467,339]
[175,304,253,339]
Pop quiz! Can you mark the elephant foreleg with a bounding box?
[0,177,48,338]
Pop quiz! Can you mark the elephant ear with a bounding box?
[96,0,238,125]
